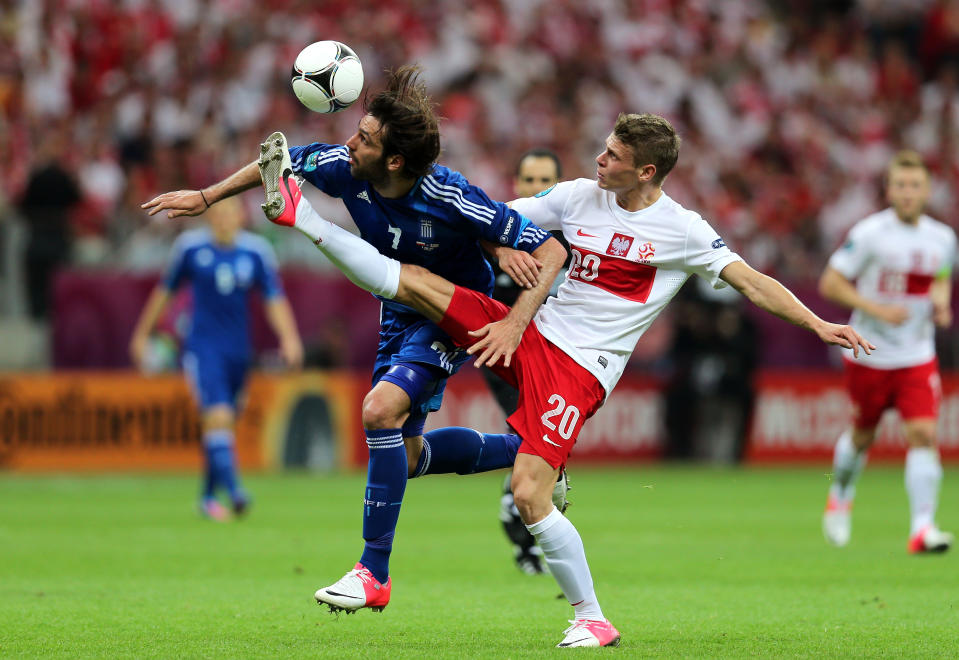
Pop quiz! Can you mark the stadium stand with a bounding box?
[2,0,959,368]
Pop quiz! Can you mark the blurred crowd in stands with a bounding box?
[4,0,959,321]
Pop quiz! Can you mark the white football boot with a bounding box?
[314,563,391,613]
[822,497,851,547]
[556,619,621,648]
[908,525,954,554]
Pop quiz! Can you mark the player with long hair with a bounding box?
[256,112,873,647]
[143,65,568,597]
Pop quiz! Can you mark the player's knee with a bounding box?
[400,263,431,281]
[851,428,875,452]
[361,393,405,430]
[510,475,551,525]
[203,406,234,431]
[395,264,452,319]
[394,264,430,306]
[906,424,937,448]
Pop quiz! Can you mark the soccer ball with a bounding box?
[291,41,364,114]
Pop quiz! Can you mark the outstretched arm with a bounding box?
[720,261,875,357]
[141,162,262,219]
[467,236,567,368]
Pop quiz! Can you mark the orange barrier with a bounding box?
[4,369,959,471]
[421,370,959,463]
[0,371,361,471]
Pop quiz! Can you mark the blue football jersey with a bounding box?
[288,142,553,416]
[289,143,551,303]
[162,228,284,357]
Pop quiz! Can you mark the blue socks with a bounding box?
[356,427,521,583]
[203,429,241,500]
[359,429,407,583]
[413,427,521,477]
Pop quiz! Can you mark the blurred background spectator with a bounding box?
[1,0,959,370]
[19,128,80,319]
[663,279,758,463]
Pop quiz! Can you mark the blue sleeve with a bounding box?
[422,168,552,253]
[161,237,191,292]
[512,213,553,253]
[289,142,352,198]
[251,242,283,300]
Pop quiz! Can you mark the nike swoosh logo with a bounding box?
[576,229,598,237]
[323,591,362,600]
[542,434,561,447]
[559,637,593,647]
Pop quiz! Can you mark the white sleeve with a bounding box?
[508,181,575,232]
[684,217,743,288]
[828,223,871,280]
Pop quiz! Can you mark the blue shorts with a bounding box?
[182,347,250,411]
[373,304,469,415]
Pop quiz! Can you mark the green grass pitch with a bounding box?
[1,466,956,658]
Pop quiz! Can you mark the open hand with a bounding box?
[466,317,524,368]
[816,322,875,358]
[496,248,542,289]
[141,190,208,219]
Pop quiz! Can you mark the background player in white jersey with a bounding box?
[130,197,303,520]
[258,113,872,648]
[820,150,956,553]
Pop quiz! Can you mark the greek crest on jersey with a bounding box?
[416,217,439,252]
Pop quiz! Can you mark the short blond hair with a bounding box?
[887,149,928,177]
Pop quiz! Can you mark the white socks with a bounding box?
[526,507,604,621]
[829,430,866,504]
[905,446,942,536]
[830,432,944,537]
[293,194,401,298]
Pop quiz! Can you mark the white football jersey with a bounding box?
[828,208,956,369]
[511,179,742,394]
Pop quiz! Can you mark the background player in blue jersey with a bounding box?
[141,67,566,596]
[130,197,303,520]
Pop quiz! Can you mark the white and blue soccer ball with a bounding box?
[291,41,364,114]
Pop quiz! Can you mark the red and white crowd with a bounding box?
[3,0,959,277]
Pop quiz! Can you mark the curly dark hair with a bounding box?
[364,65,441,178]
